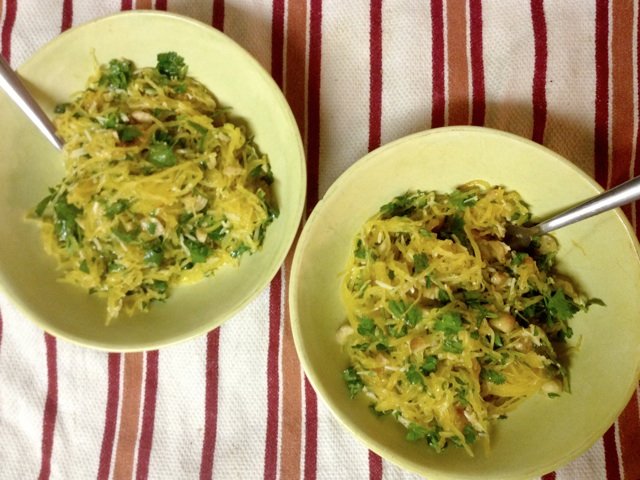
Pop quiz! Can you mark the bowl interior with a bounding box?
[0,11,305,351]
[290,126,640,479]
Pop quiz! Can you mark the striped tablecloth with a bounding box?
[1,1,639,479]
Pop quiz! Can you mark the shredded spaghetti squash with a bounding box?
[338,181,601,455]
[32,52,278,323]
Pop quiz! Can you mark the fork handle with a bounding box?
[0,54,63,151]
[539,175,640,234]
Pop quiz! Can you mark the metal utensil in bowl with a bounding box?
[505,175,640,249]
[0,54,63,151]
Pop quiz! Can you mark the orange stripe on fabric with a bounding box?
[619,390,640,480]
[285,0,308,143]
[112,352,144,480]
[135,0,152,9]
[610,0,635,191]
[279,2,308,478]
[446,0,470,126]
[279,245,303,480]
[610,3,640,476]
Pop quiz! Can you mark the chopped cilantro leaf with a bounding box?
[79,260,89,273]
[511,251,528,266]
[53,195,82,245]
[546,289,578,322]
[99,59,133,89]
[481,369,506,384]
[54,103,70,114]
[354,239,366,259]
[405,364,424,385]
[434,312,464,335]
[388,299,422,327]
[448,214,468,245]
[463,425,477,444]
[413,252,428,275]
[105,199,129,219]
[35,190,55,217]
[343,367,364,399]
[406,423,429,442]
[120,125,142,142]
[406,422,442,450]
[448,189,478,210]
[208,225,226,241]
[186,239,209,263]
[148,142,178,167]
[420,355,438,375]
[380,192,417,217]
[438,289,450,303]
[405,305,422,326]
[441,337,463,354]
[150,280,168,293]
[586,297,606,308]
[111,226,139,243]
[536,252,556,272]
[156,52,188,80]
[388,299,406,319]
[143,249,163,266]
[231,244,251,258]
[357,316,376,337]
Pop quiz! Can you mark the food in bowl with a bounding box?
[337,180,602,455]
[31,52,278,323]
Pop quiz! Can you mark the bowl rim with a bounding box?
[0,9,307,352]
[289,125,640,479]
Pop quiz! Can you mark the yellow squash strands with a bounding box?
[32,53,278,323]
[338,181,601,455]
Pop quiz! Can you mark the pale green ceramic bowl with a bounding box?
[290,126,640,479]
[0,11,306,351]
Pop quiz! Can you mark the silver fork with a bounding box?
[505,175,640,250]
[0,54,63,151]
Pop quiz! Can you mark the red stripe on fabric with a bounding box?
[610,0,635,231]
[155,0,167,10]
[135,350,159,480]
[121,0,133,11]
[264,270,283,480]
[446,0,470,126]
[594,0,609,188]
[468,0,486,126]
[1,0,17,61]
[61,0,73,31]
[431,0,445,128]
[530,0,548,144]
[200,329,221,480]
[271,0,285,88]
[541,472,556,480]
[97,353,122,480]
[212,0,225,31]
[368,450,383,480]
[38,334,58,480]
[368,0,383,151]
[619,391,640,480]
[304,1,322,471]
[306,0,323,215]
[303,376,317,480]
[603,425,621,480]
[636,0,640,239]
[366,9,386,478]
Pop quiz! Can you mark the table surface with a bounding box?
[1,1,639,479]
